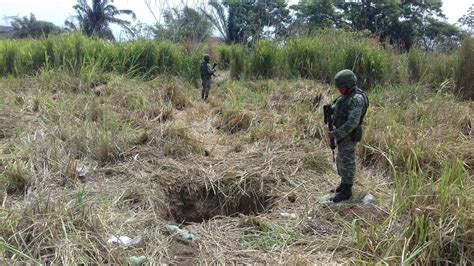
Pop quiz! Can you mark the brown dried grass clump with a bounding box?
[216,108,255,134]
[160,122,204,158]
[161,78,190,110]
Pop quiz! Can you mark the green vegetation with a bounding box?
[0,32,467,93]
[66,0,136,41]
[0,33,203,84]
[354,84,473,263]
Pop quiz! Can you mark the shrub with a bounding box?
[230,45,246,80]
[407,46,427,83]
[247,40,280,79]
[218,45,231,70]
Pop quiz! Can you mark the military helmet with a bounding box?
[334,69,357,88]
[203,54,210,61]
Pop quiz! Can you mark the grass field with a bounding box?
[0,34,473,264]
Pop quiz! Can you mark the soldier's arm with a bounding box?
[334,94,365,141]
[207,63,215,75]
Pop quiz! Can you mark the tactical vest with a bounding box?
[333,87,369,142]
[200,61,211,80]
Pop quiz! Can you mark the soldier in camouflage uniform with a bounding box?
[328,69,369,203]
[200,54,216,100]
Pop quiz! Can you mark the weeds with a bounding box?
[161,122,203,158]
[0,161,32,194]
[0,32,465,90]
[241,216,301,253]
[457,37,474,99]
[353,84,473,264]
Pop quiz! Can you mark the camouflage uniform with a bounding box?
[332,88,368,185]
[200,56,215,100]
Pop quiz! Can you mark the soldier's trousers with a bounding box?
[201,79,211,99]
[336,138,357,185]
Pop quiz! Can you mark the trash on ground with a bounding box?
[75,164,89,182]
[124,217,136,224]
[164,225,181,234]
[133,153,140,161]
[362,193,375,205]
[280,212,297,219]
[107,235,142,248]
[319,194,334,205]
[128,256,147,265]
[163,224,196,242]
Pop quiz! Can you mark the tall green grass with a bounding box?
[228,31,459,89]
[355,84,473,264]
[0,33,203,85]
[0,31,463,90]
[457,37,474,99]
[229,45,246,80]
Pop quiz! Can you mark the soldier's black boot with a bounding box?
[332,184,352,203]
[330,182,343,193]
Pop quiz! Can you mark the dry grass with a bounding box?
[0,72,471,264]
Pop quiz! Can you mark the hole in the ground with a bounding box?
[169,185,274,224]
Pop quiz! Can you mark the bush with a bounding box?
[218,46,231,70]
[407,47,427,83]
[230,45,246,80]
[247,40,280,79]
[342,41,389,88]
[286,38,334,81]
[0,33,202,84]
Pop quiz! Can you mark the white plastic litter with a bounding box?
[124,217,136,224]
[362,193,375,205]
[164,225,196,242]
[128,256,147,265]
[107,235,142,248]
[133,153,140,161]
[319,194,334,204]
[75,165,88,178]
[280,212,297,219]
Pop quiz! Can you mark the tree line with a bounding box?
[6,0,474,51]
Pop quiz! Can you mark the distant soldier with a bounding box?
[327,69,369,203]
[200,54,216,100]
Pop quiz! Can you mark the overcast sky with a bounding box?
[1,0,473,38]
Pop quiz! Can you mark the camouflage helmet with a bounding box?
[334,69,357,88]
[203,54,210,61]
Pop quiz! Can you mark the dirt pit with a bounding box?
[169,185,274,224]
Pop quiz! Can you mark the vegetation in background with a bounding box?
[0,33,203,84]
[154,7,212,43]
[458,4,474,35]
[457,37,474,99]
[11,14,62,39]
[0,31,462,90]
[65,0,136,41]
[203,0,290,44]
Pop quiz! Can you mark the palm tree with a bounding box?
[68,0,136,40]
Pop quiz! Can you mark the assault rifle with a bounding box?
[211,63,217,77]
[323,104,336,162]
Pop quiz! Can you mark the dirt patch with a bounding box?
[312,203,386,224]
[301,218,337,236]
[168,241,198,264]
[169,184,274,224]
